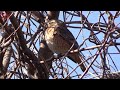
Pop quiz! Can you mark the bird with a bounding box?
[44,19,86,72]
[27,39,54,79]
[38,39,54,70]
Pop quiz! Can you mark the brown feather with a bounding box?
[68,53,86,72]
[45,19,86,72]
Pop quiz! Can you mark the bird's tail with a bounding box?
[68,52,86,72]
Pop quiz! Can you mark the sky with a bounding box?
[50,11,120,79]
[3,11,120,79]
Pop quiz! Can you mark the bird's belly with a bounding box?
[46,36,70,54]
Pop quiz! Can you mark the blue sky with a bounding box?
[50,11,120,79]
[7,11,120,79]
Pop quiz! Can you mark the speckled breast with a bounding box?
[45,28,70,54]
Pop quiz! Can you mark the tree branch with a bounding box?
[47,11,60,20]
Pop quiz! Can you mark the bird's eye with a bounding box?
[48,21,54,25]
[50,22,54,24]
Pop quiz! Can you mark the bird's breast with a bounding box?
[45,30,70,54]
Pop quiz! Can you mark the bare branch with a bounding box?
[47,11,60,20]
[2,46,12,74]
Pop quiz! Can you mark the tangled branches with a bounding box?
[0,11,120,79]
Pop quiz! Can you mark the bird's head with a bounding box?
[45,19,67,36]
[47,19,64,28]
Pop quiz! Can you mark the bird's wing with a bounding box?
[57,25,79,49]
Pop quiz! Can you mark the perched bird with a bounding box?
[44,19,86,72]
[38,39,54,70]
[27,39,54,79]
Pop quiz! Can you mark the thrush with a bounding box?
[44,19,86,72]
[38,39,54,69]
[37,40,54,79]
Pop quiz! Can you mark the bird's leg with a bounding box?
[57,53,63,58]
